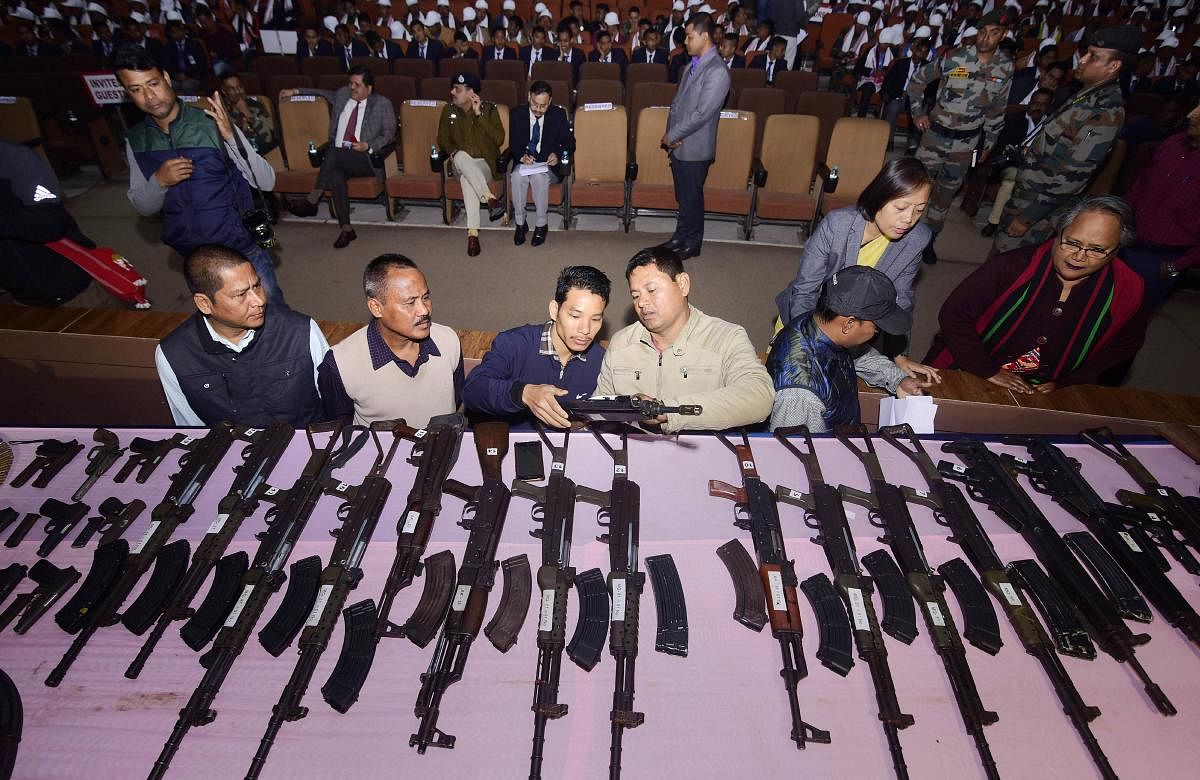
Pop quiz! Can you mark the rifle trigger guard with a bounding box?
[932,509,949,528]
[867,510,885,529]
[802,511,820,530]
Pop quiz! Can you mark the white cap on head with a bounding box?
[1034,0,1047,6]
[165,10,184,20]
[13,7,36,20]
[389,20,404,36]
[673,0,684,8]
[604,10,618,23]
[1004,0,1020,8]
[407,0,419,5]
[878,27,901,45]
[377,0,391,6]
[323,14,338,31]
[699,3,714,12]
[425,10,442,25]
[960,25,978,39]
[906,3,918,10]
[1158,35,1179,49]
[86,1,107,13]
[914,24,932,38]
[688,0,702,7]
[42,6,63,19]
[438,0,449,6]
[855,10,870,24]
[63,0,86,8]
[1131,4,1147,12]
[476,0,488,8]
[130,10,149,23]
[929,12,943,25]
[503,0,515,9]
[462,7,476,20]
[535,2,548,13]
[1039,36,1056,49]
[1173,7,1189,16]
[871,0,883,9]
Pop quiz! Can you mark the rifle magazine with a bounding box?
[799,573,854,676]
[716,539,767,632]
[180,551,250,651]
[1064,532,1153,624]
[322,599,380,713]
[485,554,532,653]
[258,555,322,657]
[401,550,457,649]
[121,539,192,635]
[55,539,129,634]
[938,558,1003,655]
[861,549,918,645]
[1007,559,1096,660]
[14,560,81,634]
[567,567,608,671]
[645,554,689,657]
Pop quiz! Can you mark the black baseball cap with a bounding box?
[452,72,481,92]
[825,266,911,334]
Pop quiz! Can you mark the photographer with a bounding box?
[115,44,284,305]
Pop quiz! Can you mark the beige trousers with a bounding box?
[452,151,495,230]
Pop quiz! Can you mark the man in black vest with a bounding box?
[156,244,328,427]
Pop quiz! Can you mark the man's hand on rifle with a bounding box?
[635,393,669,426]
[521,384,572,429]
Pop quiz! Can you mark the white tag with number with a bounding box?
[305,584,334,627]
[552,461,564,471]
[614,465,626,475]
[846,587,870,631]
[538,589,556,632]
[181,436,195,445]
[952,463,966,473]
[1147,512,1162,522]
[207,514,230,535]
[415,429,427,438]
[741,460,754,470]
[997,582,1022,606]
[131,521,160,554]
[1158,488,1170,496]
[451,584,471,612]
[926,601,946,627]
[244,428,261,436]
[224,585,256,628]
[335,481,350,493]
[265,486,279,496]
[611,578,627,621]
[845,509,856,520]
[487,447,499,456]
[915,489,929,498]
[401,510,421,534]
[1119,531,1142,553]
[767,570,787,611]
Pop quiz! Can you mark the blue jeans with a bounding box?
[246,244,285,306]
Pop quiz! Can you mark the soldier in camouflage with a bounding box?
[907,10,1013,264]
[994,26,1141,253]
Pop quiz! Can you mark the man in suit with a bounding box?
[296,24,335,61]
[661,12,730,259]
[588,30,628,77]
[630,27,668,65]
[554,26,585,82]
[481,26,517,73]
[163,20,208,93]
[334,23,369,71]
[406,20,445,63]
[198,6,243,72]
[752,35,791,85]
[520,25,552,78]
[281,67,398,249]
[258,0,298,30]
[1009,42,1058,105]
[365,30,404,61]
[92,23,118,65]
[881,37,931,153]
[450,31,480,59]
[509,81,575,247]
[717,36,745,69]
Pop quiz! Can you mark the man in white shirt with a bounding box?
[510,81,573,246]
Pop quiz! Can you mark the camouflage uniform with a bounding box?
[227,97,276,153]
[908,45,1013,233]
[994,80,1125,252]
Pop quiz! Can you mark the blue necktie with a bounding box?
[527,117,541,156]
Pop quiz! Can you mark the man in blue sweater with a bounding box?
[462,265,610,427]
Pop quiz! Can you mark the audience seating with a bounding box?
[577,79,624,108]
[531,60,573,86]
[440,57,480,81]
[265,74,313,103]
[0,96,48,163]
[726,68,766,108]
[351,56,391,79]
[1087,139,1127,196]
[317,74,346,93]
[580,61,620,82]
[628,106,677,227]
[820,117,890,213]
[273,92,331,195]
[736,87,787,157]
[627,81,676,147]
[481,78,519,108]
[748,114,822,239]
[236,71,264,96]
[542,79,571,110]
[817,13,852,72]
[385,99,447,216]
[484,59,525,93]
[796,90,848,166]
[702,110,757,239]
[441,103,510,225]
[420,76,451,100]
[301,56,342,79]
[625,62,667,95]
[253,54,299,79]
[567,103,630,230]
[393,58,436,83]
[774,70,819,110]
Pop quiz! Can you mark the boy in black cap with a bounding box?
[766,266,934,431]
[437,72,506,257]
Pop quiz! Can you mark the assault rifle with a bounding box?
[835,427,1000,780]
[511,426,580,779]
[710,431,830,752]
[773,426,912,779]
[321,413,467,713]
[244,421,405,780]
[941,438,1176,717]
[410,422,513,754]
[147,422,367,779]
[576,426,652,779]
[126,423,295,679]
[879,426,1115,780]
[559,396,702,422]
[1010,435,1200,650]
[46,424,237,687]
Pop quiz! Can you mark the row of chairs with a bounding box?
[264,92,890,240]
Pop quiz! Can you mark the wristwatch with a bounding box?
[1164,260,1180,278]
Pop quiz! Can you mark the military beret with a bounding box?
[453,72,482,92]
[1088,25,1142,56]
[976,9,1008,27]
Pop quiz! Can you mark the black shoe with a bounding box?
[286,197,319,218]
[486,197,505,222]
[656,238,685,251]
[921,243,938,265]
[677,244,702,260]
[513,223,527,245]
[333,229,357,249]
[980,223,998,238]
[531,225,548,247]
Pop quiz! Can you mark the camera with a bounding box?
[241,208,278,249]
[990,144,1024,176]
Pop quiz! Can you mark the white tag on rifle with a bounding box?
[997,582,1022,606]
[131,521,160,554]
[789,489,803,500]
[224,585,255,628]
[415,429,427,438]
[552,461,564,471]
[335,482,350,493]
[539,589,556,632]
[926,601,946,627]
[487,447,499,456]
[767,570,787,611]
[1147,512,1162,522]
[181,436,195,445]
[206,513,230,535]
[742,460,754,470]
[614,465,626,475]
[846,587,870,631]
[305,584,334,627]
[1119,531,1142,553]
[1158,488,1170,496]
[451,584,471,612]
[402,510,421,534]
[611,578,627,621]
[915,489,929,498]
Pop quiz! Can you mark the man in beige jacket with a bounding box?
[593,247,775,433]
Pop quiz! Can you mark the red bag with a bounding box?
[45,238,150,308]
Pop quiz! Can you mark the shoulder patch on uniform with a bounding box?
[947,66,970,78]
[32,184,57,202]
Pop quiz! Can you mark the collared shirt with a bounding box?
[527,108,542,154]
[155,316,328,426]
[689,44,717,75]
[335,97,367,145]
[537,320,589,379]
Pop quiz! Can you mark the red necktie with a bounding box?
[343,101,359,144]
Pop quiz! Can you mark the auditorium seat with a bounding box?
[795,90,848,166]
[392,58,436,83]
[627,81,676,147]
[1087,139,1126,196]
[253,54,299,79]
[702,110,757,239]
[350,56,391,79]
[481,78,519,108]
[372,75,418,167]
[774,69,819,110]
[577,79,624,108]
[820,117,890,213]
[531,60,573,86]
[0,96,48,163]
[273,91,331,195]
[420,76,451,100]
[625,62,667,95]
[726,67,766,108]
[265,74,313,106]
[748,114,821,239]
[568,103,630,230]
[580,61,621,82]
[628,106,677,225]
[817,13,853,72]
[484,59,525,94]
[317,74,346,93]
[542,79,571,111]
[440,57,480,81]
[301,55,342,79]
[737,87,787,157]
[385,99,447,214]
[236,71,263,96]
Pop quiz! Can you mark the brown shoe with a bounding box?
[486,197,505,222]
[467,235,481,256]
[333,229,357,249]
[286,197,319,218]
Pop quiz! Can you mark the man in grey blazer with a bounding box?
[660,12,730,259]
[282,66,397,248]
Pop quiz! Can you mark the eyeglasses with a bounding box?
[1059,237,1114,261]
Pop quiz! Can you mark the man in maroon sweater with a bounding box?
[925,195,1148,394]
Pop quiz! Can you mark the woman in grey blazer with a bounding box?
[775,157,941,380]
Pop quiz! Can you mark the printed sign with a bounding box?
[81,72,129,107]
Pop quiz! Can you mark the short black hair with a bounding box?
[857,157,932,221]
[596,30,612,43]
[454,30,468,43]
[629,5,640,13]
[364,254,420,299]
[625,246,685,281]
[196,6,214,18]
[165,20,185,34]
[365,30,382,47]
[686,11,716,38]
[769,35,786,49]
[555,265,611,304]
[532,25,547,37]
[1031,86,1054,101]
[348,64,375,87]
[492,25,506,37]
[335,23,350,34]
[528,79,553,98]
[113,44,161,76]
[185,245,252,299]
[812,285,839,323]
